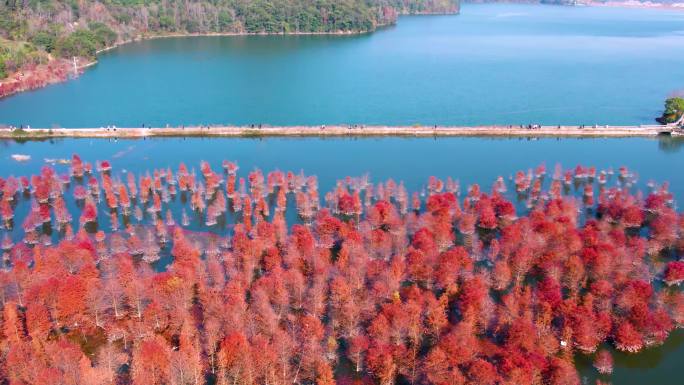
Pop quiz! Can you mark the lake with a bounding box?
[1,4,684,127]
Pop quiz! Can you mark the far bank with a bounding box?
[0,0,461,99]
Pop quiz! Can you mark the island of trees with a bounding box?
[0,0,459,97]
[0,158,682,384]
[658,96,684,125]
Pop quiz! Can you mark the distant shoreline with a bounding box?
[1,124,681,140]
[94,28,384,55]
[93,10,465,55]
[581,1,684,10]
[0,11,458,100]
[1,3,681,101]
[0,28,393,100]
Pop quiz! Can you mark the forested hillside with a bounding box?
[0,0,459,79]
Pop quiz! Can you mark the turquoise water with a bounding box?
[1,135,683,384]
[2,4,684,127]
[3,136,684,197]
[3,136,684,240]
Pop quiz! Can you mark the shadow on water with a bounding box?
[658,135,684,153]
[576,329,684,383]
[613,329,684,370]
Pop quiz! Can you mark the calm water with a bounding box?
[1,135,683,383]
[2,4,684,127]
[3,136,684,197]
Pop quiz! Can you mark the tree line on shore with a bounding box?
[0,158,682,384]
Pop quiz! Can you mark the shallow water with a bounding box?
[2,4,684,127]
[1,135,684,383]
[1,135,683,383]
[2,135,684,196]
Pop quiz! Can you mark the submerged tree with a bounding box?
[0,159,680,385]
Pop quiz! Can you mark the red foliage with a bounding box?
[546,357,580,385]
[25,302,52,340]
[132,336,171,385]
[0,58,74,99]
[56,275,88,326]
[664,261,684,286]
[537,277,563,307]
[467,359,499,385]
[615,321,644,353]
[476,196,498,229]
[0,159,680,385]
[593,349,613,374]
[366,343,401,385]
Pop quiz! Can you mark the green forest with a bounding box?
[0,0,459,78]
[658,97,684,124]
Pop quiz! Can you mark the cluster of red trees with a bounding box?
[0,157,683,385]
[0,60,75,99]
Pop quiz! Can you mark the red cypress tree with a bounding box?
[132,336,171,385]
[2,301,25,343]
[615,321,643,353]
[467,359,499,385]
[593,349,613,374]
[664,261,684,286]
[25,301,52,340]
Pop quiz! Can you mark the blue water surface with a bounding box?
[1,4,684,127]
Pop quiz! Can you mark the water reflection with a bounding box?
[658,135,684,153]
[615,330,684,370]
[577,330,684,384]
